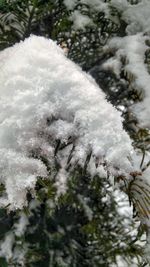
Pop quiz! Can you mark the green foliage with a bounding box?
[0,169,143,266]
[0,0,71,50]
[0,257,8,267]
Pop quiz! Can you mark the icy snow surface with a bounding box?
[0,35,135,209]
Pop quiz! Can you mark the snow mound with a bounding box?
[0,35,134,209]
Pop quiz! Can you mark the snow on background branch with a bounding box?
[103,34,150,128]
[64,0,150,129]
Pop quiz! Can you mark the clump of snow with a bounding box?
[120,0,150,35]
[0,220,27,266]
[0,35,135,209]
[55,168,69,196]
[64,0,109,29]
[70,10,94,30]
[63,0,76,10]
[14,213,29,237]
[0,233,14,261]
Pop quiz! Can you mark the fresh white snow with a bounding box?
[0,35,135,209]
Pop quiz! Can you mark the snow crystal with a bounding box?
[0,35,135,209]
[77,194,93,221]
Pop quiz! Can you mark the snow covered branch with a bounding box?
[0,35,134,209]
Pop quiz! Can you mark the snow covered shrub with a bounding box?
[0,34,149,266]
[0,35,135,209]
[0,0,150,265]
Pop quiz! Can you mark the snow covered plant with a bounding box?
[0,35,136,207]
[0,35,150,262]
[0,35,135,208]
